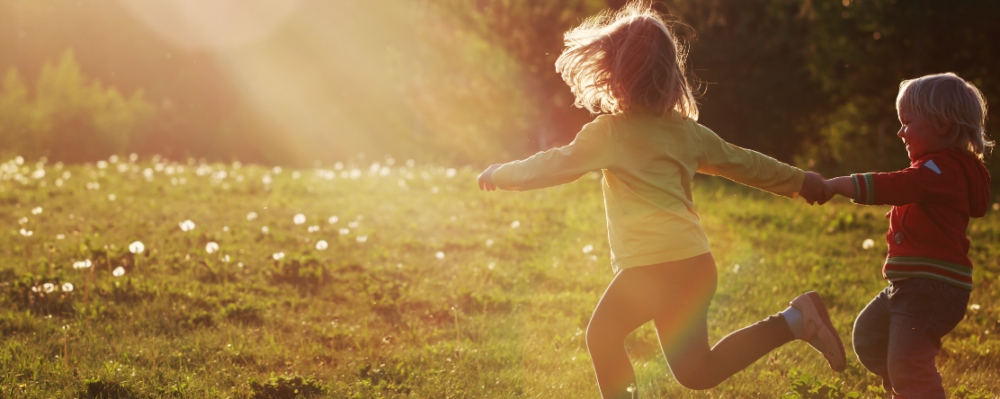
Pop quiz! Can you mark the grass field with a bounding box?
[1,155,998,398]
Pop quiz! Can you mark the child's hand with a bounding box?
[478,164,502,191]
[799,172,834,205]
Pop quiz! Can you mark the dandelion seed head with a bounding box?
[62,283,73,292]
[862,239,875,250]
[179,220,196,232]
[129,241,145,254]
[112,266,125,277]
[206,242,219,254]
[970,304,981,311]
[308,225,319,233]
[328,216,339,224]
[339,228,349,235]
[31,207,42,215]
[293,214,306,225]
[109,155,119,164]
[445,168,457,178]
[247,212,258,221]
[272,166,282,175]
[348,221,359,228]
[108,193,116,201]
[97,160,108,169]
[733,264,740,273]
[56,234,65,240]
[316,240,329,250]
[511,220,520,228]
[43,283,55,293]
[261,226,269,234]
[488,262,496,270]
[262,175,273,185]
[357,235,368,243]
[272,252,285,260]
[435,251,445,260]
[431,186,439,194]
[486,239,494,247]
[582,245,593,254]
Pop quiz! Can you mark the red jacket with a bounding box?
[852,149,991,290]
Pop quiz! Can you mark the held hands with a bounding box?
[799,172,835,205]
[478,164,502,191]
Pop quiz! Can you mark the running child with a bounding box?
[823,72,991,398]
[477,3,845,397]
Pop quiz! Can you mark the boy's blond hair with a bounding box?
[896,72,993,161]
[555,1,698,119]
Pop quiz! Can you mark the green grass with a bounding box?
[1,156,998,398]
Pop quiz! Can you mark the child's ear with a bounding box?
[935,119,954,136]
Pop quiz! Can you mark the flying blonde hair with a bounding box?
[555,1,698,119]
[897,72,993,161]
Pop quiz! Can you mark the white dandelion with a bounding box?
[970,304,981,311]
[292,171,301,179]
[223,226,229,232]
[129,241,144,254]
[112,267,125,277]
[272,252,285,260]
[431,186,439,194]
[308,225,319,233]
[328,216,339,224]
[582,245,594,254]
[511,220,520,228]
[272,166,282,175]
[488,262,496,270]
[43,283,55,293]
[62,282,73,292]
[435,251,445,260]
[73,260,92,269]
[486,239,494,247]
[261,226,269,234]
[247,212,258,221]
[108,194,116,201]
[179,220,196,232]
[348,221,359,228]
[262,175,272,185]
[31,207,42,215]
[339,228,350,235]
[293,214,306,225]
[446,168,457,178]
[862,239,875,250]
[316,240,329,250]
[223,255,230,263]
[19,229,33,237]
[56,234,65,240]
[97,160,108,169]
[206,242,219,254]
[733,264,741,273]
[357,236,368,243]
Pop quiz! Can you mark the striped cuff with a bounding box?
[883,257,973,291]
[851,173,875,205]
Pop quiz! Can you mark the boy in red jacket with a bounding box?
[825,73,992,398]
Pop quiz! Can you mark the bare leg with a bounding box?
[586,253,795,397]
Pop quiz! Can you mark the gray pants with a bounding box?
[853,278,969,398]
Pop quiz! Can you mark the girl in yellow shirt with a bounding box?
[478,3,843,397]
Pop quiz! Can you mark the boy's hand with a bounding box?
[478,164,502,191]
[799,172,834,205]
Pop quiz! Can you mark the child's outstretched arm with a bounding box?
[696,124,825,204]
[826,176,856,200]
[478,116,615,192]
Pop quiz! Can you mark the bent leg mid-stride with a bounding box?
[586,253,846,398]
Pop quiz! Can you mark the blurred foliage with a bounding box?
[0,51,154,163]
[1,0,999,177]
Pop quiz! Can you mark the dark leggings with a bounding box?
[586,252,793,398]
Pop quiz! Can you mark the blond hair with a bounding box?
[555,1,698,119]
[896,72,993,160]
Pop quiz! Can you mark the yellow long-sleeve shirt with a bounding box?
[491,112,805,271]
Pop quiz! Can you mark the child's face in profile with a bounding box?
[897,106,950,161]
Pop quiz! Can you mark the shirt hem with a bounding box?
[613,245,712,270]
